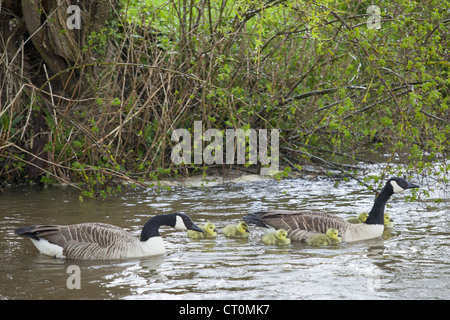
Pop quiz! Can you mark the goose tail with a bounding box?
[243,211,271,229]
[15,226,40,240]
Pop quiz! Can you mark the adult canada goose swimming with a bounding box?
[187,222,217,239]
[15,212,203,260]
[243,177,419,242]
[307,228,341,247]
[222,221,250,239]
[262,229,291,246]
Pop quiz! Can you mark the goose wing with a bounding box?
[244,210,349,242]
[63,233,139,260]
[16,223,131,246]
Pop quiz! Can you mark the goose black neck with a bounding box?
[365,186,393,225]
[140,214,174,241]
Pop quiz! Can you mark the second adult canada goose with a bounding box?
[243,177,419,242]
[262,229,291,246]
[15,212,203,260]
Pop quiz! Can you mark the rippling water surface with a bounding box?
[1,176,449,299]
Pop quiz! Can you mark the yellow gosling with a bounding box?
[346,212,369,224]
[222,222,249,239]
[262,229,291,246]
[384,213,394,228]
[187,222,217,239]
[307,228,341,247]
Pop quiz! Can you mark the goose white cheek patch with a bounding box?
[390,181,405,193]
[175,215,187,230]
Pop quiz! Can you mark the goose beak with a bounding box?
[190,224,204,233]
[407,182,420,189]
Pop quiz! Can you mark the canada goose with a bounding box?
[222,221,250,239]
[243,177,419,242]
[346,212,369,224]
[187,222,217,239]
[15,212,203,260]
[384,213,394,228]
[307,228,341,247]
[262,229,291,246]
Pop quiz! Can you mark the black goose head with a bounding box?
[172,212,204,232]
[384,177,420,195]
[141,212,203,241]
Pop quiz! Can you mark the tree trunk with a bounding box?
[0,0,118,181]
[1,0,117,96]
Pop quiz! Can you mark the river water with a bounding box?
[1,175,449,300]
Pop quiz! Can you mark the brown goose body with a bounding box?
[16,223,146,260]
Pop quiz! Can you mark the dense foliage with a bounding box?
[0,0,448,198]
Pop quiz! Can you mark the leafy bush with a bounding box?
[0,0,448,198]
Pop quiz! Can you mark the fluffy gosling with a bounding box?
[187,222,217,239]
[262,229,291,246]
[384,213,394,229]
[346,212,369,224]
[222,222,250,239]
[307,228,341,247]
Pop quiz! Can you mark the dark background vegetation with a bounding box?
[1,0,448,198]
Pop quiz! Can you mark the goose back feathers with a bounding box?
[16,223,157,260]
